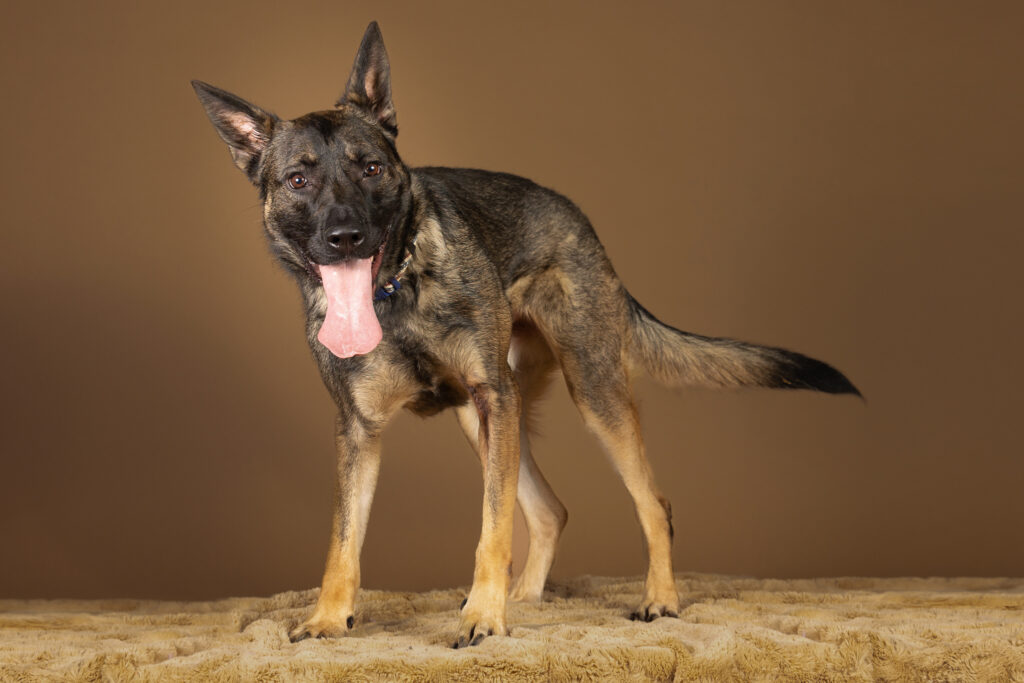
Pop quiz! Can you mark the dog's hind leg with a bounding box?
[576,391,679,620]
[455,324,567,603]
[538,299,680,621]
[509,445,568,601]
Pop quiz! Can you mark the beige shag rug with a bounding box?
[2,573,1023,682]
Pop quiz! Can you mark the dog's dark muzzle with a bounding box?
[314,205,385,262]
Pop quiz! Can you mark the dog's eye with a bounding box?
[364,162,383,177]
[287,173,308,189]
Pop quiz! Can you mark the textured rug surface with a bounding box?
[2,573,1023,682]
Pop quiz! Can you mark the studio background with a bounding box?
[2,1,1021,601]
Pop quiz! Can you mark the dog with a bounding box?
[193,21,858,648]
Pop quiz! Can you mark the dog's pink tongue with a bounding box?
[317,258,382,358]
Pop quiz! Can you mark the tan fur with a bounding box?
[578,402,679,618]
[291,423,383,640]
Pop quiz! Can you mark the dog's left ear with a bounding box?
[337,21,397,136]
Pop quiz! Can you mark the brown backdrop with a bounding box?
[2,1,1022,600]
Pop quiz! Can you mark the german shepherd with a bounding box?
[193,21,858,648]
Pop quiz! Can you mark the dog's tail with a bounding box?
[626,295,860,396]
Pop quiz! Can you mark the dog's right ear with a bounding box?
[192,81,277,184]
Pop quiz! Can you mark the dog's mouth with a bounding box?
[306,231,390,284]
[308,229,391,360]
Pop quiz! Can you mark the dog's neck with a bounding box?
[374,231,418,301]
[371,174,426,302]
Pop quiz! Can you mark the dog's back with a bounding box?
[414,166,859,397]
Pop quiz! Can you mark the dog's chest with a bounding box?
[404,377,469,417]
[386,336,469,416]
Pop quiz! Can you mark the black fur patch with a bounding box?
[771,350,862,397]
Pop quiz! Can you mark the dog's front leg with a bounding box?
[453,378,521,648]
[289,416,380,641]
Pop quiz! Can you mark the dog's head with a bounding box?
[194,22,411,359]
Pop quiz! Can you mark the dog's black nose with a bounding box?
[326,226,365,254]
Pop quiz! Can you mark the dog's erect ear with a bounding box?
[337,21,397,136]
[192,80,278,184]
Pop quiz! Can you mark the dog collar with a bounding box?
[374,232,419,301]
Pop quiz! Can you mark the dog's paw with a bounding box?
[451,597,507,648]
[629,598,680,622]
[629,582,680,622]
[288,613,354,642]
